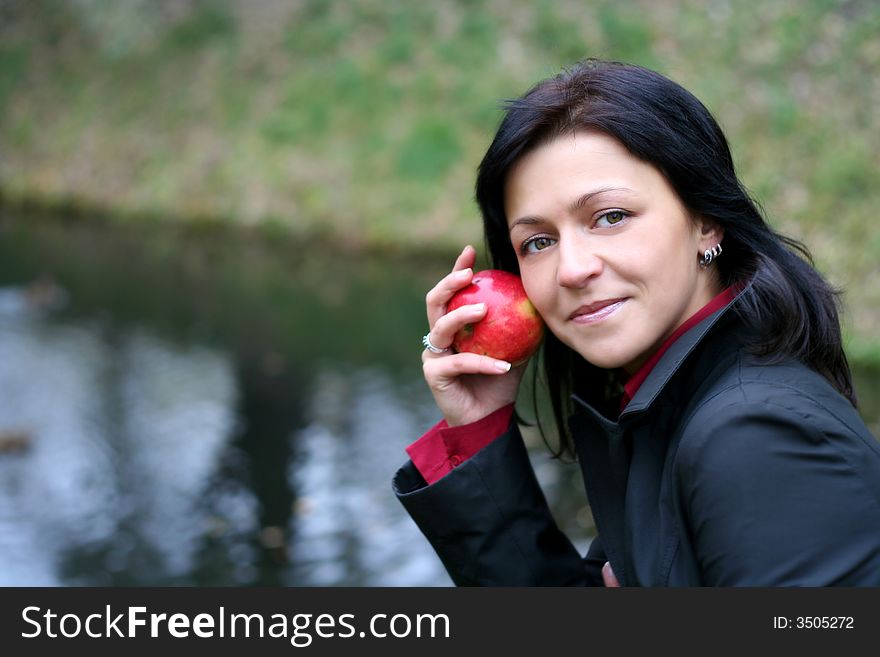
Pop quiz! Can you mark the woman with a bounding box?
[393,60,880,586]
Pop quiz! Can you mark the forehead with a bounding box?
[504,131,673,217]
[508,132,646,187]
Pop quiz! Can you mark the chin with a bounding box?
[574,346,633,370]
[564,323,657,371]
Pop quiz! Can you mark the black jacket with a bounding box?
[393,299,880,586]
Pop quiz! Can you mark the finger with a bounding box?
[424,302,487,355]
[425,266,476,327]
[425,246,476,326]
[422,352,512,387]
[451,244,476,273]
[602,561,620,587]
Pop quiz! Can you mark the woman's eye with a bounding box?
[523,236,555,253]
[596,210,627,227]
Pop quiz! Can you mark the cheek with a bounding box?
[520,267,554,314]
[641,236,694,285]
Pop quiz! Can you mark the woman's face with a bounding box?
[504,131,723,374]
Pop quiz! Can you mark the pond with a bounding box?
[0,210,878,586]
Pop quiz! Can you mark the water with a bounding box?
[0,212,877,586]
[0,308,454,585]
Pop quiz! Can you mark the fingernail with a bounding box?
[456,268,472,279]
[495,361,511,372]
[473,302,486,312]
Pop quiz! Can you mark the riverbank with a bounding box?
[2,0,878,354]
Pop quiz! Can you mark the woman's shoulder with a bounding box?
[677,352,879,467]
[690,351,861,425]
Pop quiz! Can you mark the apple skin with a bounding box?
[446,269,544,366]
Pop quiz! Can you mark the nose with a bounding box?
[556,233,603,288]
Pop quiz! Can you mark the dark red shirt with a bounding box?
[408,285,740,485]
[406,403,515,484]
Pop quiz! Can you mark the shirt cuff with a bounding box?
[405,403,516,485]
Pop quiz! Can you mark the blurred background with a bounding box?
[0,0,878,586]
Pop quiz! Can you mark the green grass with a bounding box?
[1,0,879,347]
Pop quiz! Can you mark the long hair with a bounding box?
[474,59,855,458]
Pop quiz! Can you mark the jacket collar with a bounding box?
[571,283,748,424]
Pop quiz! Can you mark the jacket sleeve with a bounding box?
[675,400,880,586]
[393,420,603,586]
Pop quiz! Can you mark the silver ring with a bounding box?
[422,333,449,354]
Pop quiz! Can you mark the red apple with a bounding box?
[446,269,544,366]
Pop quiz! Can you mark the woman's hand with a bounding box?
[422,245,528,427]
[602,562,620,587]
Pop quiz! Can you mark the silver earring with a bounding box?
[699,242,722,268]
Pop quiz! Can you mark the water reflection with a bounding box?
[0,296,118,585]
[0,291,239,584]
[288,368,451,586]
[0,285,454,585]
[113,331,238,582]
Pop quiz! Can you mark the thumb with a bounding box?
[602,561,620,587]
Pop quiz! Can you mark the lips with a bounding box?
[569,298,627,324]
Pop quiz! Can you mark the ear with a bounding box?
[697,217,724,252]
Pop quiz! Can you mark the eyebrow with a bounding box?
[570,186,633,212]
[508,186,634,231]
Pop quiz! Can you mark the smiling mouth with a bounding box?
[569,298,627,324]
